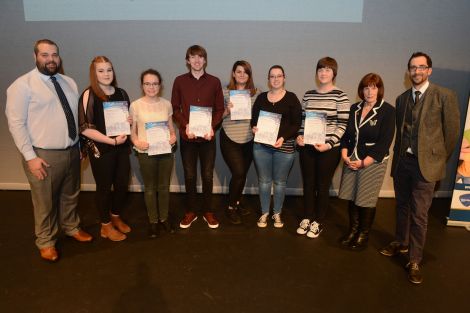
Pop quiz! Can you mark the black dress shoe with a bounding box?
[340,231,358,247]
[148,223,160,238]
[407,262,423,284]
[350,232,369,250]
[226,207,242,224]
[160,220,175,234]
[237,204,251,216]
[379,241,409,257]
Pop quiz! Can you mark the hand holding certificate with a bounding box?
[145,121,171,155]
[254,110,281,146]
[103,101,131,136]
[189,105,212,138]
[229,90,251,120]
[303,111,326,145]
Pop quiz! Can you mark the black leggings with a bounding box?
[220,128,253,207]
[89,147,130,223]
[299,145,340,222]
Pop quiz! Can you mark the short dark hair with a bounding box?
[408,52,432,69]
[34,39,59,56]
[140,68,163,96]
[316,57,338,79]
[185,45,207,70]
[357,73,385,103]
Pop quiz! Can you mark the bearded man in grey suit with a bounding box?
[379,52,460,284]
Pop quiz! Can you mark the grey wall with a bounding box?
[1,0,469,196]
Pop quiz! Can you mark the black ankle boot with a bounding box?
[148,223,160,238]
[341,201,360,246]
[226,206,242,225]
[351,207,376,250]
[160,219,175,234]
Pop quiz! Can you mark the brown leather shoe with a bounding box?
[110,214,131,233]
[406,262,423,284]
[379,241,409,257]
[100,222,126,241]
[40,246,59,262]
[69,229,93,242]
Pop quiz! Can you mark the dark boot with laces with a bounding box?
[226,206,242,225]
[148,223,160,238]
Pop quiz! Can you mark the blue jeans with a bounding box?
[253,143,295,214]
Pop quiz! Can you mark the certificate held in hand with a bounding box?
[254,110,281,146]
[229,90,251,120]
[103,101,131,136]
[303,111,326,145]
[145,121,171,156]
[189,105,212,137]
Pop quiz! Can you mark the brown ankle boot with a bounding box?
[110,214,131,233]
[100,222,126,241]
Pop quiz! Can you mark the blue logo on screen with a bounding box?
[459,194,470,207]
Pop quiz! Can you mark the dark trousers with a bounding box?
[180,137,216,213]
[89,147,130,223]
[220,128,253,207]
[299,145,340,222]
[136,152,174,223]
[393,154,436,264]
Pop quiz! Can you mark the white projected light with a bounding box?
[23,0,363,22]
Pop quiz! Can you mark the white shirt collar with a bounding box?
[34,67,58,82]
[412,80,430,95]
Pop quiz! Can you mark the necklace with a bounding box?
[268,89,285,105]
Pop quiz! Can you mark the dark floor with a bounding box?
[0,190,469,313]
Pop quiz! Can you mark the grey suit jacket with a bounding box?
[391,83,460,182]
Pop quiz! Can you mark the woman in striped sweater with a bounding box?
[296,57,350,238]
[220,60,259,224]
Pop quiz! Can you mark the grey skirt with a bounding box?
[338,159,388,207]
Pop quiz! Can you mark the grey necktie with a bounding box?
[50,76,77,140]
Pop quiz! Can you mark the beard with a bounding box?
[411,73,427,86]
[36,60,60,76]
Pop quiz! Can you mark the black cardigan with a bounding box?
[251,91,302,141]
[340,100,395,162]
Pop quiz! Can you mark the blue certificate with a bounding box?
[103,101,130,136]
[189,105,212,137]
[229,90,251,120]
[303,111,326,145]
[145,121,171,155]
[254,110,281,146]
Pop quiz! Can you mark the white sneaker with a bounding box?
[306,221,323,238]
[257,213,269,228]
[296,219,310,235]
[272,213,284,228]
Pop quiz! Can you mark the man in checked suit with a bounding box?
[5,39,92,262]
[379,52,460,284]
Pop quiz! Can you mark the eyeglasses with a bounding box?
[269,75,284,79]
[409,65,429,72]
[143,82,160,87]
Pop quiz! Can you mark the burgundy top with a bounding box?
[171,72,224,142]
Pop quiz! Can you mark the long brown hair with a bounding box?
[227,60,257,97]
[89,56,118,101]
